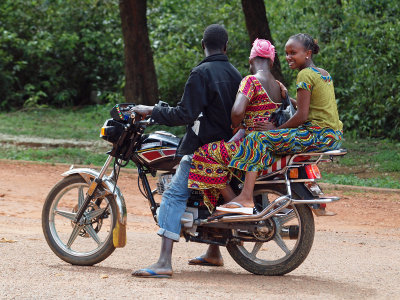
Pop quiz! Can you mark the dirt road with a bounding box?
[1,160,400,299]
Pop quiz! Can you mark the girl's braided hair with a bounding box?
[289,33,320,55]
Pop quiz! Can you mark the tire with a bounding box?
[42,174,117,266]
[226,185,314,276]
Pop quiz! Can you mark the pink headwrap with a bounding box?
[249,38,275,62]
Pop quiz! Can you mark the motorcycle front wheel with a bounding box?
[226,185,315,276]
[42,174,117,266]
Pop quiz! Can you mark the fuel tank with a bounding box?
[136,131,182,171]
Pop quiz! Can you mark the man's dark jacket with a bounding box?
[151,54,242,155]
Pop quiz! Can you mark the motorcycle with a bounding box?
[42,102,346,275]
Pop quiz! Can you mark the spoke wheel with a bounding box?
[226,186,314,276]
[42,175,117,265]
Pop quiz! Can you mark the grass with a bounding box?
[0,106,399,189]
[0,106,186,140]
[0,144,107,166]
[0,106,111,140]
[318,137,400,188]
[321,172,400,189]
[336,138,400,172]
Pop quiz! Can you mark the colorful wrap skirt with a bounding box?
[228,122,343,172]
[188,122,343,212]
[188,138,243,212]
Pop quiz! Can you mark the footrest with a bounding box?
[291,196,340,204]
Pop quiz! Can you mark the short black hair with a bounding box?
[203,24,228,51]
[289,33,320,55]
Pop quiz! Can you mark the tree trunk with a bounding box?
[241,0,285,84]
[119,0,158,105]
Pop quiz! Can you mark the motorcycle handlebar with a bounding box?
[128,111,154,127]
[138,118,154,126]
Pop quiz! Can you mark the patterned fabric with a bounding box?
[228,122,343,172]
[238,75,280,134]
[188,75,280,211]
[296,82,313,92]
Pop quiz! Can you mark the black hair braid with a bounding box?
[290,33,320,55]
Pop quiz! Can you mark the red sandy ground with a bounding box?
[1,160,399,299]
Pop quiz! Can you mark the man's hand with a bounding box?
[130,105,154,118]
[276,80,288,99]
[253,120,277,131]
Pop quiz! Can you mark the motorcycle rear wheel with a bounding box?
[42,174,117,266]
[226,186,314,276]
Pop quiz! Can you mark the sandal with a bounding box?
[215,201,254,215]
[132,268,172,278]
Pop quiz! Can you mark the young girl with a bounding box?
[217,33,343,214]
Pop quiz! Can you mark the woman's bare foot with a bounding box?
[218,171,258,209]
[188,255,223,267]
[220,193,254,208]
[188,245,224,267]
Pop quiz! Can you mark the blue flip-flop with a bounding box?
[132,268,172,278]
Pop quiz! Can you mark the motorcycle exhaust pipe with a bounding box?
[216,195,291,223]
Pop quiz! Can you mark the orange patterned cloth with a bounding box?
[188,75,280,212]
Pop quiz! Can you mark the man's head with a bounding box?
[202,24,228,54]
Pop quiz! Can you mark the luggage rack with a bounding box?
[289,148,347,165]
[256,148,347,182]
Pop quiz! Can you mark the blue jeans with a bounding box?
[157,155,193,242]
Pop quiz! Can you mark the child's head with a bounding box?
[285,33,319,70]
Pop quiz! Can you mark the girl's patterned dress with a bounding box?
[188,75,280,212]
[229,67,343,173]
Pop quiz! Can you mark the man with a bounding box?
[130,24,241,278]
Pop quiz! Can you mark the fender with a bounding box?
[62,168,127,248]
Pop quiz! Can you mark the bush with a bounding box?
[0,0,124,109]
[148,0,250,102]
[266,0,400,139]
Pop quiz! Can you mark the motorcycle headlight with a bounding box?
[100,119,124,144]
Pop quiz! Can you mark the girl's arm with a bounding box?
[231,93,249,128]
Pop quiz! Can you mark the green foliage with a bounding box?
[266,0,400,140]
[0,0,124,109]
[147,0,249,102]
[147,0,400,139]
